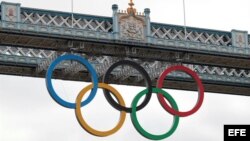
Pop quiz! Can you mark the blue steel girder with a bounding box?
[0,46,249,96]
[0,34,249,71]
[1,20,249,58]
[0,2,249,58]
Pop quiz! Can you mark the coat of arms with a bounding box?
[235,33,246,47]
[5,6,17,21]
[120,16,144,40]
[118,0,145,41]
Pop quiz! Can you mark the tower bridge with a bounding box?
[0,1,249,95]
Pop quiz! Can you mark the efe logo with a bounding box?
[228,129,246,136]
[224,125,249,141]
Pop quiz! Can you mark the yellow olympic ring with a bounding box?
[75,83,126,137]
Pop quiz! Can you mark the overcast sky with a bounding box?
[0,0,250,141]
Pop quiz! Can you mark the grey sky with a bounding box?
[1,0,250,141]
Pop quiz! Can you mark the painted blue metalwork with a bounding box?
[248,35,250,47]
[0,21,249,57]
[168,71,250,84]
[0,2,250,57]
[21,7,113,23]
[144,8,151,43]
[0,51,249,86]
[1,2,21,29]
[0,5,2,20]
[112,4,119,39]
[151,22,231,36]
[0,54,45,66]
[231,30,248,48]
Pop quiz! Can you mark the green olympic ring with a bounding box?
[131,88,179,140]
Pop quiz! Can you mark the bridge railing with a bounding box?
[0,2,250,56]
[21,8,113,33]
[151,23,232,46]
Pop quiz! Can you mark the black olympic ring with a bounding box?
[102,60,152,113]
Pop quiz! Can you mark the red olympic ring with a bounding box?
[157,65,205,117]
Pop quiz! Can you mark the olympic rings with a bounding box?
[103,60,152,113]
[131,88,179,140]
[75,83,126,137]
[157,65,204,117]
[46,54,98,108]
[45,54,205,140]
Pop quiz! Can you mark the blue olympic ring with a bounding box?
[46,54,98,108]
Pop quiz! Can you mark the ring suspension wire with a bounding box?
[71,0,74,28]
[183,0,187,40]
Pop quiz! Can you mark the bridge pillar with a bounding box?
[144,8,151,43]
[231,30,249,54]
[1,2,21,29]
[112,4,119,40]
[232,30,248,47]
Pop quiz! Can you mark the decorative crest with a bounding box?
[127,0,136,15]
